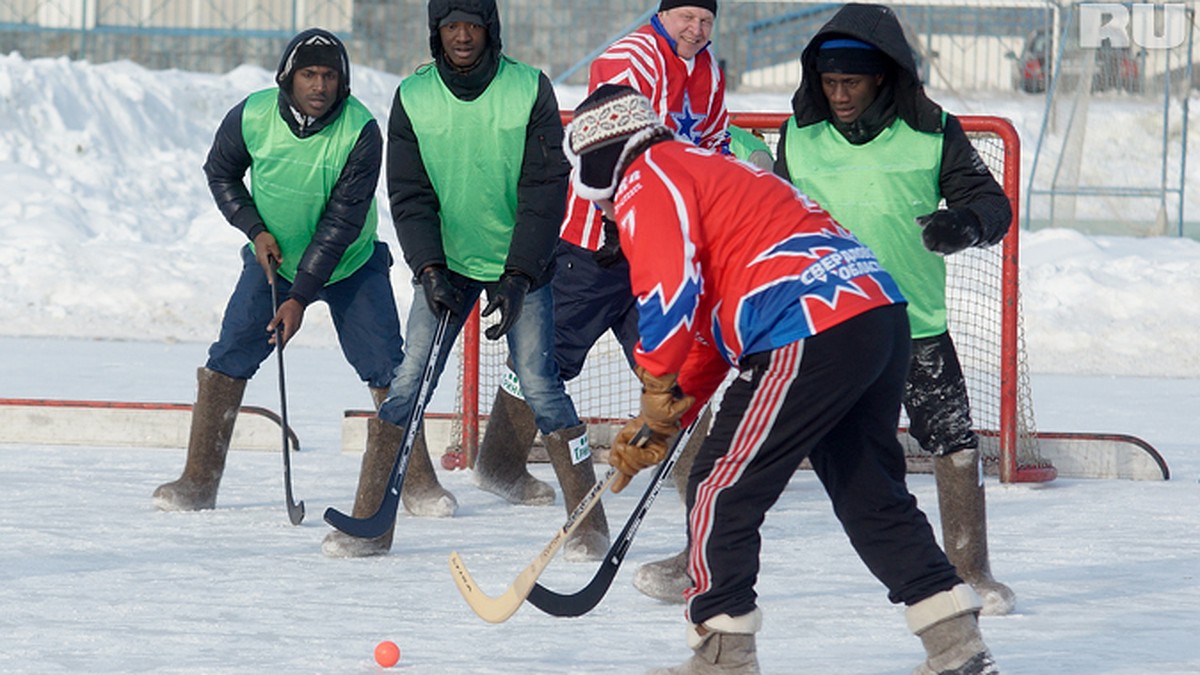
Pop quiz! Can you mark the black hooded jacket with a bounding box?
[386,0,570,288]
[202,28,383,306]
[775,3,1010,245]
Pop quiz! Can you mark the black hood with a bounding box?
[791,3,942,133]
[276,28,352,102]
[427,0,502,62]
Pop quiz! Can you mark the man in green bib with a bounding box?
[323,0,610,560]
[155,29,405,514]
[774,3,1016,622]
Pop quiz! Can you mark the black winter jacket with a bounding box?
[774,3,1011,245]
[203,28,383,306]
[387,0,569,289]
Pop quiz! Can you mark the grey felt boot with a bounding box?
[908,584,998,675]
[401,421,458,518]
[648,608,762,675]
[544,423,609,562]
[322,417,404,558]
[370,386,389,410]
[322,417,458,558]
[153,367,246,511]
[934,448,1016,616]
[634,407,711,602]
[473,387,555,505]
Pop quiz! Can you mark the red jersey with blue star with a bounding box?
[614,141,906,404]
[561,20,731,250]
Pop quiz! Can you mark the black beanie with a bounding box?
[815,37,888,75]
[658,0,718,16]
[278,32,345,89]
[568,84,666,200]
[292,43,342,73]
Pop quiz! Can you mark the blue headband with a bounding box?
[820,38,879,52]
[816,37,888,74]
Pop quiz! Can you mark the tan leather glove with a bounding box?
[610,418,668,493]
[609,367,695,493]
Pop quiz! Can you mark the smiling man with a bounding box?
[473,0,733,602]
[155,29,404,514]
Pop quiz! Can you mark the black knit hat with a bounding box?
[815,37,888,75]
[658,0,718,15]
[567,84,668,200]
[292,44,341,73]
[275,29,351,100]
[438,9,484,27]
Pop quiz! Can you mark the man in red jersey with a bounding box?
[568,84,998,675]
[472,0,729,571]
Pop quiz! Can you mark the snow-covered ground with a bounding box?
[1,53,1199,673]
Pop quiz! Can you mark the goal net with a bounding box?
[446,113,1055,484]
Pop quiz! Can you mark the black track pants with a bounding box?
[683,304,962,626]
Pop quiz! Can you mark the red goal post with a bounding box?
[448,112,1055,484]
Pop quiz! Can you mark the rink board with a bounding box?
[340,411,529,460]
[339,410,624,463]
[1030,431,1169,481]
[340,413,1168,481]
[0,398,298,451]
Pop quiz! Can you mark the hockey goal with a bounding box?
[444,113,1055,484]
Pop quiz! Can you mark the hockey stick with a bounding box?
[267,258,305,525]
[526,408,706,617]
[323,309,451,539]
[449,464,624,624]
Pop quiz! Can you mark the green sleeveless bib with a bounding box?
[241,90,378,284]
[400,58,540,281]
[785,117,946,337]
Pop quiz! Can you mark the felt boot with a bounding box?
[647,609,762,675]
[401,421,458,518]
[153,367,245,511]
[473,387,554,505]
[544,423,609,561]
[908,584,998,675]
[934,448,1016,616]
[370,386,389,410]
[322,417,404,558]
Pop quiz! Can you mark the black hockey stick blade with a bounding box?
[449,468,619,623]
[323,310,451,539]
[268,257,305,525]
[526,409,706,617]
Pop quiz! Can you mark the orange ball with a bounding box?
[374,640,400,668]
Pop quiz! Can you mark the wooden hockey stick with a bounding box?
[449,467,621,624]
[526,408,708,616]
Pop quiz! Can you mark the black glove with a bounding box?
[419,265,464,317]
[592,216,626,268]
[917,209,982,255]
[481,272,531,340]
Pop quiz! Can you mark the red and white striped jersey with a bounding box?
[561,22,731,250]
[613,141,906,408]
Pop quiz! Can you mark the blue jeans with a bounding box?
[206,242,403,388]
[379,279,580,435]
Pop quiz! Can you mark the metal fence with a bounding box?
[5,1,1197,236]
[721,1,1055,91]
[1026,2,1195,236]
[0,0,647,80]
[2,0,1066,92]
